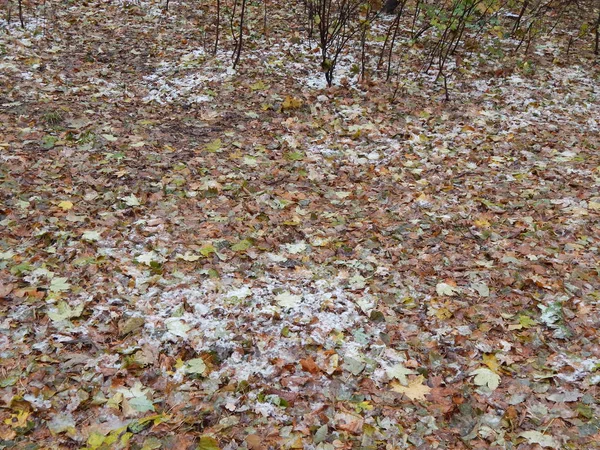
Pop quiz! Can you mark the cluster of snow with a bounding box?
[136,274,386,383]
[0,17,48,40]
[84,235,391,389]
[468,67,599,135]
[140,49,235,104]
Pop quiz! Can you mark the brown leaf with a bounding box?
[0,282,14,299]
[334,412,363,434]
[245,434,267,450]
[300,357,319,374]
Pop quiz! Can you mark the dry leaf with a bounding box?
[391,375,431,401]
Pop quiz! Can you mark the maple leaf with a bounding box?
[386,364,416,385]
[49,277,71,293]
[519,431,559,448]
[285,241,308,254]
[281,96,303,111]
[136,251,162,266]
[391,375,431,401]
[197,436,221,450]
[436,282,459,296]
[231,239,252,252]
[176,251,201,261]
[82,230,102,242]
[47,301,83,322]
[275,291,302,308]
[121,194,141,206]
[482,353,499,372]
[166,319,191,338]
[185,358,207,375]
[205,139,222,153]
[470,368,501,390]
[57,200,73,211]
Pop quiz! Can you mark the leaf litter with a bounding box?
[0,0,599,448]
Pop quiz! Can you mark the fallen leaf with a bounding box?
[386,364,416,385]
[231,239,252,252]
[0,282,14,299]
[185,358,207,375]
[300,357,319,374]
[197,435,221,450]
[436,282,459,296]
[519,430,559,448]
[245,434,266,450]
[82,230,102,241]
[121,194,141,207]
[282,96,303,111]
[47,301,84,321]
[275,291,302,308]
[49,277,71,293]
[334,412,363,434]
[470,367,501,390]
[391,375,431,401]
[57,200,73,211]
[166,319,191,338]
[482,353,499,372]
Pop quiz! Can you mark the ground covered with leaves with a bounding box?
[1,1,600,449]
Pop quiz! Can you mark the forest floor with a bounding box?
[1,0,599,449]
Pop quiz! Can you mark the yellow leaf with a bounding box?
[473,217,491,228]
[282,96,303,111]
[58,200,74,211]
[87,431,106,449]
[435,307,453,320]
[4,410,29,428]
[483,353,499,372]
[391,375,431,401]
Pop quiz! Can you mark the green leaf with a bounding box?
[166,319,191,338]
[49,277,71,292]
[82,230,102,242]
[386,364,416,386]
[47,301,84,322]
[121,194,141,207]
[285,151,304,161]
[470,367,501,390]
[436,282,459,296]
[342,357,365,376]
[205,139,222,153]
[314,424,328,444]
[519,314,537,328]
[231,239,252,252]
[0,375,18,387]
[102,134,119,142]
[471,281,489,297]
[519,431,559,448]
[128,395,155,413]
[199,245,216,257]
[136,251,162,266]
[87,431,106,449]
[249,81,268,91]
[185,358,207,375]
[197,436,221,450]
[176,251,201,262]
[0,250,15,260]
[41,135,58,149]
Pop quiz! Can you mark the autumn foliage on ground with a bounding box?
[0,0,599,449]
